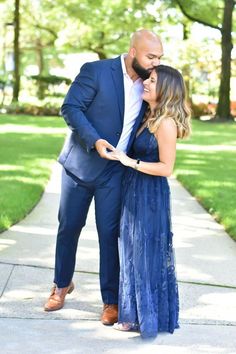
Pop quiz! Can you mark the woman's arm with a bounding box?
[113,118,177,177]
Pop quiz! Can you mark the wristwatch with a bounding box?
[134,159,140,170]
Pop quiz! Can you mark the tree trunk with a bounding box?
[182,22,190,40]
[215,0,234,120]
[175,0,235,121]
[182,64,191,101]
[94,31,107,59]
[36,39,45,100]
[96,50,107,60]
[12,0,20,102]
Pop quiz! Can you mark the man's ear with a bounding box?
[129,47,136,58]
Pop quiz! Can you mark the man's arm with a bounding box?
[61,62,101,152]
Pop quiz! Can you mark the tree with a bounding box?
[12,0,20,102]
[62,0,159,59]
[2,0,160,101]
[20,0,68,99]
[1,0,68,101]
[173,0,235,120]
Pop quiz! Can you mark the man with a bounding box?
[44,29,163,325]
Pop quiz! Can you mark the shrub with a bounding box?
[190,102,213,118]
[4,102,61,116]
[30,75,71,86]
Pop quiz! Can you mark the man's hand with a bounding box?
[95,139,117,160]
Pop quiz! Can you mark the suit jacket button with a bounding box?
[116,132,121,136]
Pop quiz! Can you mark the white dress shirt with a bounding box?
[115,54,143,152]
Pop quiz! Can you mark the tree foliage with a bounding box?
[60,0,159,58]
[169,0,236,120]
[0,0,235,117]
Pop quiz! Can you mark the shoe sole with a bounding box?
[101,320,118,326]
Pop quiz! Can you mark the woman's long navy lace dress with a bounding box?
[118,127,179,338]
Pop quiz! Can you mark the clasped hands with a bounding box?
[95,139,133,167]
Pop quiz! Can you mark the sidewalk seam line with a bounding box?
[178,280,236,290]
[0,317,235,327]
[1,261,236,290]
[0,261,99,275]
[0,264,15,298]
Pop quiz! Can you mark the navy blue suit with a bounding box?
[55,56,146,304]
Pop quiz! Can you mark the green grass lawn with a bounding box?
[1,115,236,242]
[0,114,66,232]
[174,119,236,241]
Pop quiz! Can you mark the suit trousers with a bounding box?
[54,161,125,304]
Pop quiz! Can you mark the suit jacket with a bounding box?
[58,56,146,182]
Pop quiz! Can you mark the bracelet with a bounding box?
[134,159,140,170]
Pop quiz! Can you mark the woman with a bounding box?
[111,65,191,338]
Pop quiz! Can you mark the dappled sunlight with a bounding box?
[0,122,65,231]
[70,322,102,331]
[174,217,223,230]
[11,224,55,236]
[3,289,35,300]
[200,292,236,306]
[192,130,236,138]
[0,226,57,267]
[0,238,16,245]
[177,144,236,151]
[69,321,140,341]
[0,266,102,320]
[0,124,66,134]
[175,137,236,239]
[0,165,25,171]
[181,288,236,323]
[0,115,66,129]
[174,222,236,287]
[0,133,65,174]
[0,175,46,184]
[177,121,236,149]
[45,185,61,195]
[175,169,201,175]
[194,345,233,353]
[192,254,226,261]
[0,238,16,252]
[200,180,235,188]
[174,240,193,249]
[177,264,213,282]
[175,159,206,165]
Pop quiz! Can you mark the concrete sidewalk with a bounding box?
[0,163,236,354]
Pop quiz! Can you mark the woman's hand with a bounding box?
[108,149,135,167]
[95,139,117,160]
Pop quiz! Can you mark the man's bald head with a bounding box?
[126,29,163,80]
[130,29,162,49]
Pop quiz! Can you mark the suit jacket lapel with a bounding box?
[126,101,147,153]
[111,57,124,123]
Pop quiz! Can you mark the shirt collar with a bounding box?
[120,54,129,77]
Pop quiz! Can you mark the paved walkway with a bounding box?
[0,163,236,354]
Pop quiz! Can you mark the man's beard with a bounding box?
[132,58,152,80]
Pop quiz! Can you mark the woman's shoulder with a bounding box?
[160,117,177,128]
[155,117,177,139]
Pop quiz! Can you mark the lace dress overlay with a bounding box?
[118,128,179,338]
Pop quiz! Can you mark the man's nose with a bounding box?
[152,58,160,67]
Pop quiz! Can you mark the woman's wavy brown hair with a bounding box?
[146,65,191,138]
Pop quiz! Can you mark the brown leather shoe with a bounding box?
[101,304,118,325]
[44,282,74,312]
